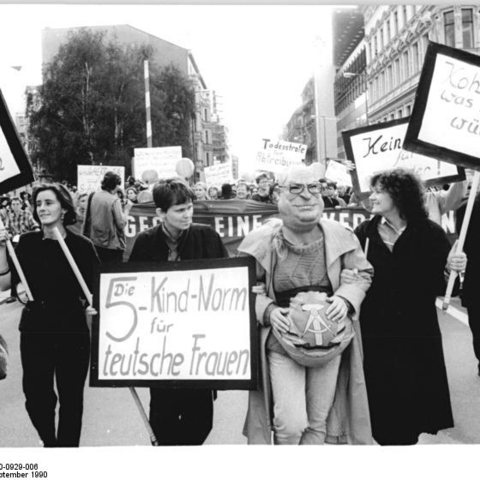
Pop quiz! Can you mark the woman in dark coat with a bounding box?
[348,169,466,445]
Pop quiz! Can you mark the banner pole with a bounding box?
[0,217,34,301]
[52,226,159,445]
[442,170,480,311]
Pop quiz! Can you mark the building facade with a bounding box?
[42,25,229,182]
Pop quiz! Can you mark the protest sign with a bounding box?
[254,138,307,174]
[204,161,233,186]
[343,117,464,200]
[90,257,258,389]
[404,41,480,171]
[0,88,34,195]
[77,165,125,194]
[133,146,182,184]
[325,158,352,186]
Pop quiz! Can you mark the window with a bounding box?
[386,20,391,42]
[395,58,402,84]
[206,152,210,164]
[388,66,393,89]
[205,130,209,144]
[406,104,412,116]
[462,8,474,49]
[374,36,378,56]
[397,108,403,118]
[379,28,384,50]
[394,11,399,36]
[390,113,395,121]
[204,108,209,122]
[444,11,455,47]
[412,43,419,72]
[403,50,410,78]
[403,5,408,26]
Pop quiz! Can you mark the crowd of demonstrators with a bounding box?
[0,183,99,447]
[346,169,466,445]
[128,179,228,446]
[0,164,474,448]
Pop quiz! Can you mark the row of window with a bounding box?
[368,34,429,104]
[444,8,475,49]
[367,5,421,63]
[375,104,412,125]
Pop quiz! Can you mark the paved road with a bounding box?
[0,294,479,447]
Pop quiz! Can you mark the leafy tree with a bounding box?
[26,29,195,183]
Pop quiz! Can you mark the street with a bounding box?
[1,296,480,447]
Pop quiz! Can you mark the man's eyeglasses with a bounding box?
[280,183,322,195]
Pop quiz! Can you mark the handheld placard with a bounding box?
[52,226,159,445]
[0,217,34,301]
[442,170,480,311]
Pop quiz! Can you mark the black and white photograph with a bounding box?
[0,2,479,479]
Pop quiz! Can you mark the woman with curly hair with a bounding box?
[0,183,99,447]
[345,169,466,445]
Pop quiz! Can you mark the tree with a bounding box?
[26,29,196,183]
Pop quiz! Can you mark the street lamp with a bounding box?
[343,71,369,125]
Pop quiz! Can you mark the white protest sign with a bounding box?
[77,165,125,194]
[204,161,233,186]
[0,88,34,194]
[344,119,461,196]
[92,259,256,387]
[325,159,352,186]
[254,138,307,174]
[418,53,480,159]
[133,146,182,184]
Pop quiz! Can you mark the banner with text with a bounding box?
[204,161,233,186]
[254,138,307,174]
[404,41,480,170]
[325,159,353,186]
[133,146,182,185]
[0,88,34,194]
[77,165,125,194]
[343,117,464,199]
[90,257,258,389]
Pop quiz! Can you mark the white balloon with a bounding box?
[176,158,195,178]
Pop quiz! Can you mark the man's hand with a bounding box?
[269,307,291,335]
[325,296,348,322]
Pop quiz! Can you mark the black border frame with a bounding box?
[0,88,34,194]
[404,41,480,170]
[90,256,258,390]
[342,116,465,201]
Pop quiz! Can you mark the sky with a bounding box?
[0,3,335,174]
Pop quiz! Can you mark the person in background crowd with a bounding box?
[82,171,126,263]
[125,186,138,204]
[193,182,208,201]
[250,185,258,196]
[20,191,32,212]
[0,196,10,225]
[456,185,480,377]
[322,181,345,208]
[251,173,271,203]
[128,179,228,445]
[236,182,250,200]
[116,188,134,223]
[207,186,219,200]
[425,181,467,226]
[231,184,237,196]
[5,196,39,303]
[349,169,466,445]
[0,183,99,447]
[238,164,373,445]
[337,184,351,204]
[67,192,89,236]
[220,183,236,200]
[268,182,281,205]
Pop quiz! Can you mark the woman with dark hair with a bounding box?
[346,169,466,445]
[0,183,99,447]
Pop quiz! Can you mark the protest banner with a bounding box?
[0,88,34,195]
[404,41,480,170]
[124,200,459,259]
[203,161,233,186]
[133,146,182,184]
[77,165,125,194]
[90,257,258,389]
[325,158,352,186]
[343,117,464,200]
[254,138,307,174]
